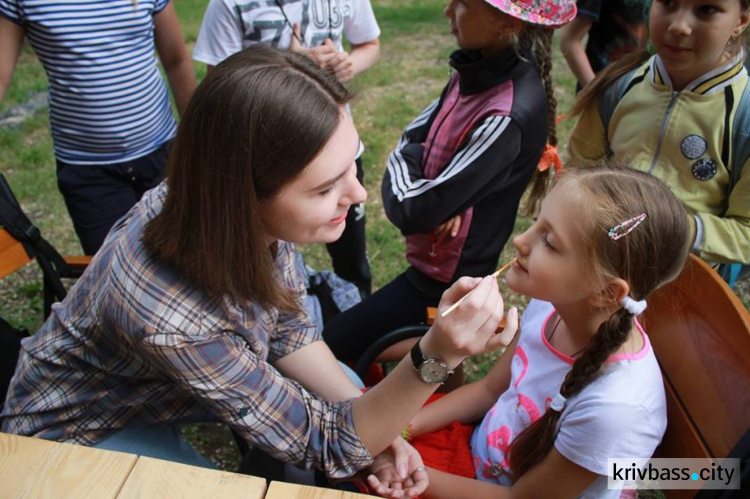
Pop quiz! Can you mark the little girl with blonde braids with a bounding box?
[367,165,692,498]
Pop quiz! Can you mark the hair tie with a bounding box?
[550,393,567,412]
[620,296,647,315]
[538,144,563,173]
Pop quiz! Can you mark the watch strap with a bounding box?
[410,339,425,370]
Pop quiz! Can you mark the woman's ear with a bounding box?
[588,278,630,308]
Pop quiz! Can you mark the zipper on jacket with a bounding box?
[649,91,679,174]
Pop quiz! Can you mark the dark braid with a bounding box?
[524,27,557,216]
[509,307,633,478]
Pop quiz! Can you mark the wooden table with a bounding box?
[0,433,371,498]
[0,432,137,498]
[265,481,373,499]
[118,457,267,498]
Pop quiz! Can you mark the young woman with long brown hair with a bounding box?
[0,46,515,497]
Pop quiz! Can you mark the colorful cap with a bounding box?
[483,0,577,27]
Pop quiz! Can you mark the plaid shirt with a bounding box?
[0,183,372,477]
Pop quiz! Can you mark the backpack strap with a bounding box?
[598,66,646,158]
[730,78,750,193]
[0,174,70,275]
[714,79,750,289]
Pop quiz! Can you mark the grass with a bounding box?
[0,0,746,486]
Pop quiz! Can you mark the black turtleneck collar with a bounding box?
[449,47,533,96]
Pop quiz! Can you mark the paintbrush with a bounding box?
[440,258,517,318]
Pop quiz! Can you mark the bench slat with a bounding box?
[0,227,32,279]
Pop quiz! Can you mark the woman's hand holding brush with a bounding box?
[421,266,519,368]
[440,258,517,317]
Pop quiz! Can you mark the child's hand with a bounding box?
[366,441,428,498]
[434,214,462,238]
[325,46,355,83]
[423,276,507,367]
[289,25,338,68]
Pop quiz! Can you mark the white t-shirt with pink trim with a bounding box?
[470,299,666,498]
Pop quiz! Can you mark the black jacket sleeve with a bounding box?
[382,114,522,235]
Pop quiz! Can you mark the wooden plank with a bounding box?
[31,440,137,499]
[264,481,375,499]
[654,380,711,461]
[117,457,266,499]
[64,255,92,269]
[0,228,31,279]
[0,432,137,499]
[0,432,59,498]
[656,382,711,499]
[340,490,376,499]
[265,481,344,499]
[0,227,90,278]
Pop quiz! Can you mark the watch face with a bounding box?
[418,359,450,384]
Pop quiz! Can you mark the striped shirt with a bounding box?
[0,183,372,478]
[0,0,176,164]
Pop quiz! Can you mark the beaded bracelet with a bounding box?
[401,423,413,442]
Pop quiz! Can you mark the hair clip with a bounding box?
[549,393,567,412]
[620,296,647,315]
[608,213,647,241]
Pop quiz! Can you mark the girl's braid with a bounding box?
[525,28,557,216]
[560,308,632,398]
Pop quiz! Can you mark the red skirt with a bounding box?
[410,394,476,479]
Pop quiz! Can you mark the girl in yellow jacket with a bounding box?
[567,0,750,285]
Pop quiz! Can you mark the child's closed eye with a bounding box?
[542,233,556,251]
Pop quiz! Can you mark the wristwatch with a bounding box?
[410,339,453,384]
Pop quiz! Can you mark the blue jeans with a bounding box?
[91,423,216,469]
[90,362,363,468]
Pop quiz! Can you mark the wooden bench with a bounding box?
[0,226,91,276]
[0,226,33,279]
[0,226,91,316]
[642,254,750,498]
